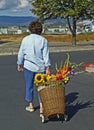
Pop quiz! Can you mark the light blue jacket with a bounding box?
[17,34,51,72]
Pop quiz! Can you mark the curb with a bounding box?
[0,41,94,55]
[49,45,94,52]
[0,45,94,56]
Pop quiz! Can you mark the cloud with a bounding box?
[0,0,30,11]
[0,0,9,10]
[17,0,29,9]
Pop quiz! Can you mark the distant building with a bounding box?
[77,20,94,32]
[44,26,66,34]
[0,25,29,34]
[7,26,19,34]
[19,26,29,34]
[0,27,8,34]
[17,29,22,34]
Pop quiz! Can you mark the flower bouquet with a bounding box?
[34,53,84,88]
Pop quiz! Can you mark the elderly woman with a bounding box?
[17,20,51,115]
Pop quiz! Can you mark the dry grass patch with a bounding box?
[0,34,25,43]
[43,34,72,42]
[0,33,94,44]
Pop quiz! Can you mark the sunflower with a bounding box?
[34,73,44,85]
[46,74,56,81]
[50,74,56,81]
[43,74,48,83]
[46,75,52,81]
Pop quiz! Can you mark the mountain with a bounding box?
[0,16,37,26]
[0,16,67,27]
[45,18,67,26]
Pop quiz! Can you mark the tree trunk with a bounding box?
[72,17,77,46]
[72,33,76,46]
[67,17,77,46]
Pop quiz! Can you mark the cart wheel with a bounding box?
[40,114,45,123]
[64,114,68,121]
[57,114,60,119]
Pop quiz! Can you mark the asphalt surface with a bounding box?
[0,51,94,130]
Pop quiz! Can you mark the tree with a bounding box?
[31,0,94,45]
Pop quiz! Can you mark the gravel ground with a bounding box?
[0,41,94,55]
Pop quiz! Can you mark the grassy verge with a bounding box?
[0,33,94,44]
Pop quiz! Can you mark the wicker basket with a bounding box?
[38,86,65,118]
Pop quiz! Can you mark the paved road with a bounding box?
[0,51,94,130]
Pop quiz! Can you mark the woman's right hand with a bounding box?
[17,65,23,72]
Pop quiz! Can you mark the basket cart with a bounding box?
[37,85,68,123]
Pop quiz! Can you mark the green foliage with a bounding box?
[31,0,94,20]
[31,0,94,45]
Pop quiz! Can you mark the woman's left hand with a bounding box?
[46,66,51,75]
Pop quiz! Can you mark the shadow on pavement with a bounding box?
[0,40,10,44]
[66,92,94,121]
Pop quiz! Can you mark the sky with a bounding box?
[0,0,35,16]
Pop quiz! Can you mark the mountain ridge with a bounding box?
[0,16,37,26]
[0,16,67,26]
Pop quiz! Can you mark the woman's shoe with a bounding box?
[25,106,34,112]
